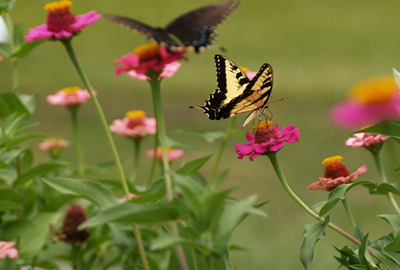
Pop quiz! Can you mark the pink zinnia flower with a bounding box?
[114,43,186,81]
[46,86,93,106]
[331,75,400,128]
[147,147,184,162]
[25,0,100,43]
[121,193,137,200]
[345,133,390,148]
[38,137,70,151]
[235,120,301,161]
[307,156,367,191]
[109,110,156,139]
[0,241,18,259]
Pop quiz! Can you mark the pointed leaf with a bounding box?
[356,120,400,139]
[151,234,220,255]
[379,214,400,236]
[14,161,68,185]
[176,155,212,175]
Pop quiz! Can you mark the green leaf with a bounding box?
[175,155,212,175]
[0,93,30,118]
[300,216,330,269]
[0,43,11,57]
[80,201,180,228]
[14,161,68,186]
[382,231,400,266]
[379,214,400,236]
[212,169,229,191]
[12,22,24,48]
[11,39,46,59]
[358,232,379,269]
[42,177,120,209]
[3,132,46,148]
[151,234,220,255]
[0,200,23,211]
[165,135,199,151]
[0,0,17,14]
[356,120,400,139]
[176,130,225,143]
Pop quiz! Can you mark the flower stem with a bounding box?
[69,105,85,176]
[206,117,236,190]
[267,152,380,260]
[72,245,79,270]
[147,131,159,190]
[342,198,356,228]
[132,224,150,270]
[130,138,141,183]
[61,39,130,197]
[372,153,400,215]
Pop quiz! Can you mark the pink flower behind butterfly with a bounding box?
[109,110,156,139]
[0,241,18,259]
[46,87,93,106]
[147,147,184,162]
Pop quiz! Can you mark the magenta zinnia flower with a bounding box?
[46,86,93,106]
[0,241,18,259]
[331,75,400,128]
[25,0,100,42]
[147,147,184,162]
[114,43,186,81]
[110,110,156,139]
[307,156,367,191]
[235,121,301,161]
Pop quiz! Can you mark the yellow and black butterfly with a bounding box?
[105,1,239,53]
[191,54,273,126]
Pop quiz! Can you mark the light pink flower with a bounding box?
[25,1,100,42]
[307,156,368,191]
[235,121,301,161]
[0,241,18,259]
[345,133,390,148]
[147,147,184,162]
[38,137,70,151]
[110,110,156,139]
[121,193,137,200]
[114,43,186,80]
[46,87,93,106]
[331,75,400,128]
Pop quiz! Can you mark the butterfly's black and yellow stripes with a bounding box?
[191,55,273,126]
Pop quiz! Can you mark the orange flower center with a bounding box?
[156,147,172,155]
[61,86,80,95]
[350,75,399,105]
[322,156,350,179]
[134,43,162,62]
[45,1,76,33]
[252,120,278,144]
[125,110,146,128]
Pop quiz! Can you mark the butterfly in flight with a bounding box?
[105,1,239,53]
[191,54,274,127]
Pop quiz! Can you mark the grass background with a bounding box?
[2,0,400,269]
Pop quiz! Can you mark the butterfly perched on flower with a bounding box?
[105,1,239,52]
[191,54,273,126]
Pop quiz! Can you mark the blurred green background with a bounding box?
[2,0,400,269]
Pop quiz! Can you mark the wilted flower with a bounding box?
[0,241,18,259]
[307,156,367,191]
[147,147,184,162]
[331,75,400,128]
[25,0,100,42]
[46,86,93,106]
[235,120,301,161]
[109,110,156,139]
[114,43,186,80]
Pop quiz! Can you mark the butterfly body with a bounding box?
[192,55,273,126]
[105,1,239,52]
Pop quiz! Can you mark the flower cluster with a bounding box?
[109,110,156,139]
[46,86,93,106]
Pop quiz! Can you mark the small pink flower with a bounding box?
[121,193,137,200]
[25,1,100,42]
[147,147,184,162]
[345,133,390,148]
[307,156,368,191]
[235,121,301,161]
[114,43,186,80]
[38,137,70,151]
[110,110,156,139]
[331,75,400,128]
[0,241,18,259]
[46,86,93,106]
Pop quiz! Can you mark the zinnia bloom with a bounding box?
[109,110,156,139]
[25,0,101,42]
[38,137,70,151]
[235,120,301,161]
[331,75,400,128]
[346,133,390,148]
[147,147,184,162]
[46,86,93,106]
[0,241,18,259]
[307,156,367,191]
[114,42,186,80]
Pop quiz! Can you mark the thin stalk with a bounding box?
[61,39,130,198]
[130,138,141,183]
[11,59,19,92]
[72,245,79,270]
[372,153,400,215]
[342,198,356,228]
[206,117,236,190]
[267,152,380,260]
[4,14,18,92]
[146,133,159,190]
[69,105,85,176]
[133,224,150,270]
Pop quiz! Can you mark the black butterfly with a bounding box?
[105,1,239,53]
[191,55,273,126]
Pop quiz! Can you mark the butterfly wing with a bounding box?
[104,14,179,48]
[165,1,239,52]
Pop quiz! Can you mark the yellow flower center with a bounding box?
[350,75,398,105]
[322,155,343,165]
[240,66,249,73]
[45,0,73,12]
[156,147,172,154]
[252,120,273,132]
[125,110,145,119]
[61,86,80,94]
[134,43,161,62]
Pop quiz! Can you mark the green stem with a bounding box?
[130,138,141,183]
[147,133,159,190]
[267,152,380,260]
[72,245,79,270]
[342,198,356,228]
[69,105,85,176]
[206,117,236,190]
[4,14,19,92]
[372,153,400,215]
[11,59,19,92]
[61,39,130,198]
[133,224,150,270]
